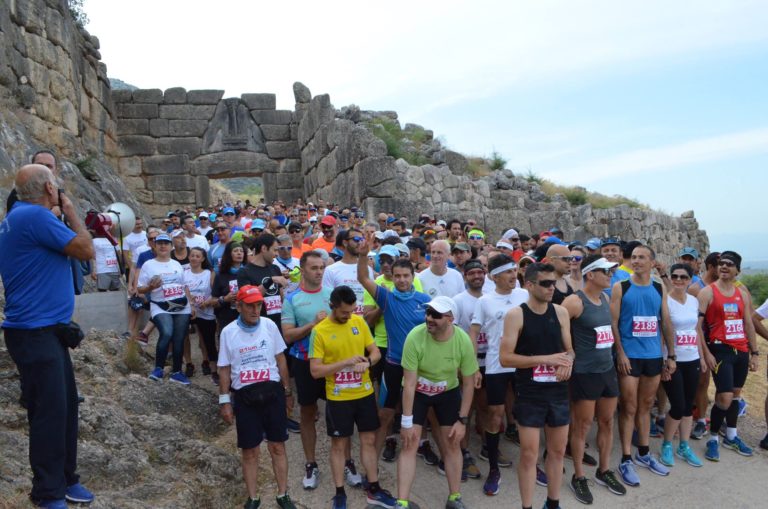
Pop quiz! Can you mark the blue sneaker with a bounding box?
[169,371,191,385]
[676,442,703,467]
[535,464,547,486]
[722,435,753,456]
[483,468,500,496]
[148,367,164,381]
[35,500,67,509]
[618,459,640,487]
[738,398,748,417]
[287,418,301,434]
[704,439,719,462]
[65,483,94,503]
[633,452,669,476]
[331,493,347,509]
[659,441,675,467]
[366,487,397,508]
[649,419,662,438]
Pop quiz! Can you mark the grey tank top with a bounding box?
[571,290,615,373]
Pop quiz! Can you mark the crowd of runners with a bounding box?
[114,199,768,509]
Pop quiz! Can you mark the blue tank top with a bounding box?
[618,279,663,359]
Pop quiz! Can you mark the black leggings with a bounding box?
[662,359,700,420]
[194,317,218,363]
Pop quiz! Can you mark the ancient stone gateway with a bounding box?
[114,88,304,221]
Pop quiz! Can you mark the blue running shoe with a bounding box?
[65,483,94,503]
[35,500,67,509]
[722,435,753,456]
[331,493,347,509]
[169,371,191,385]
[659,441,675,467]
[738,398,748,417]
[148,367,164,381]
[633,452,669,476]
[618,459,640,487]
[366,488,397,508]
[649,419,662,438]
[483,468,500,496]
[286,418,301,434]
[676,442,703,467]
[704,439,719,462]
[535,464,547,486]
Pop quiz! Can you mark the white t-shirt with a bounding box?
[123,231,148,265]
[273,256,300,294]
[184,233,209,251]
[93,237,119,275]
[482,275,520,294]
[417,267,466,298]
[322,261,374,315]
[666,294,700,363]
[471,288,529,374]
[218,318,287,390]
[183,269,214,321]
[134,244,151,267]
[756,298,768,320]
[137,258,190,317]
[198,225,212,238]
[453,291,479,334]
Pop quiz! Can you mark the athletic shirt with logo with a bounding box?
[282,286,332,361]
[417,267,466,298]
[93,237,119,275]
[237,263,283,329]
[137,258,190,318]
[571,291,614,374]
[618,279,663,359]
[183,269,214,321]
[471,289,528,374]
[322,261,373,315]
[364,276,424,349]
[218,316,286,391]
[453,290,479,333]
[666,294,700,362]
[122,231,148,265]
[374,285,432,365]
[705,284,748,352]
[514,303,568,401]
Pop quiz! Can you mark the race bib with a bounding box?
[675,329,698,350]
[532,364,557,383]
[594,325,614,349]
[239,368,270,384]
[632,316,658,337]
[264,294,282,315]
[193,294,206,307]
[106,258,118,267]
[354,304,365,315]
[724,319,745,341]
[162,284,184,299]
[228,280,239,293]
[416,376,447,396]
[477,332,488,353]
[334,369,362,389]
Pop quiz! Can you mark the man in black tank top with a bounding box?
[562,255,626,503]
[500,263,574,509]
[546,244,574,305]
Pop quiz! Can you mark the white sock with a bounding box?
[709,434,719,443]
[697,418,707,424]
[726,427,738,441]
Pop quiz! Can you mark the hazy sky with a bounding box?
[84,0,768,261]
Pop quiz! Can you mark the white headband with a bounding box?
[490,262,517,276]
[496,241,514,251]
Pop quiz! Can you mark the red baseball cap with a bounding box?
[237,285,264,303]
[320,216,336,226]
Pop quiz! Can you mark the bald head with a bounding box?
[16,164,56,203]
[546,243,572,276]
[546,244,570,259]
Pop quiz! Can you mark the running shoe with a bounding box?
[244,498,261,509]
[211,372,220,385]
[169,371,191,385]
[659,441,675,467]
[366,487,397,508]
[595,468,626,495]
[202,360,212,376]
[691,420,707,440]
[463,450,481,479]
[618,459,640,487]
[569,475,593,505]
[738,398,748,417]
[136,331,149,346]
[633,452,669,476]
[331,494,347,509]
[536,464,548,487]
[437,460,468,481]
[478,446,512,467]
[759,433,768,451]
[675,442,702,467]
[383,437,397,462]
[185,363,195,378]
[649,418,662,438]
[148,367,164,381]
[287,418,301,434]
[483,468,500,496]
[344,460,363,487]
[276,494,297,509]
[417,441,439,466]
[565,444,597,466]
[445,496,467,509]
[504,423,520,445]
[303,462,319,489]
[722,435,753,456]
[705,438,720,462]
[34,500,67,509]
[65,483,94,503]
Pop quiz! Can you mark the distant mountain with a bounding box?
[109,78,138,91]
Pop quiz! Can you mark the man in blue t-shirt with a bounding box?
[0,164,96,507]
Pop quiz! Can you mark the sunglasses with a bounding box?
[536,279,557,288]
[593,267,615,276]
[321,225,334,230]
[424,230,436,236]
[148,237,158,242]
[569,256,584,262]
[224,213,235,216]
[277,246,292,251]
[553,255,581,262]
[289,229,302,234]
[426,308,445,319]
[379,256,394,264]
[469,235,484,240]
[670,274,691,280]
[348,236,364,242]
[718,260,736,268]
[510,238,520,242]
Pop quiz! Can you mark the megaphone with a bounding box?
[104,202,136,235]
[85,203,136,246]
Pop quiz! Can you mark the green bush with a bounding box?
[741,273,768,305]
[489,150,507,171]
[367,117,429,165]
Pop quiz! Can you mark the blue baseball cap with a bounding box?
[251,218,267,230]
[601,237,620,247]
[222,207,235,215]
[378,245,400,259]
[155,233,172,242]
[544,236,565,245]
[678,247,700,259]
[585,237,601,250]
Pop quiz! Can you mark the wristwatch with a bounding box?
[458,415,469,425]
[667,355,676,361]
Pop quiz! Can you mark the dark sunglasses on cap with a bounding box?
[670,273,691,280]
[425,307,445,319]
[536,279,557,288]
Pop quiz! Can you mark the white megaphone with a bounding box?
[104,202,136,238]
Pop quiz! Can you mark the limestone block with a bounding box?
[118,103,158,119]
[163,87,187,104]
[134,189,153,203]
[27,60,50,95]
[143,154,189,175]
[149,118,169,137]
[117,119,149,136]
[59,98,78,132]
[290,123,298,140]
[189,151,278,176]
[48,71,69,100]
[356,157,398,198]
[301,124,330,173]
[169,119,207,137]
[119,135,157,156]
[10,0,44,35]
[195,176,210,206]
[153,191,173,205]
[158,137,202,158]
[118,157,142,177]
[444,150,468,175]
[251,109,292,125]
[79,89,90,118]
[298,94,333,148]
[280,159,301,173]
[266,141,300,159]
[187,90,224,105]
[260,124,290,141]
[132,89,163,104]
[317,151,338,187]
[45,7,66,47]
[242,93,276,110]
[293,82,311,103]
[147,175,195,191]
[124,176,146,190]
[111,90,133,103]
[159,104,216,120]
[174,191,196,203]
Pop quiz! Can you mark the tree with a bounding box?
[68,0,89,28]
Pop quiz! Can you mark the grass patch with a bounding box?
[123,339,144,373]
[528,170,646,208]
[489,150,507,171]
[366,117,430,166]
[75,153,98,181]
